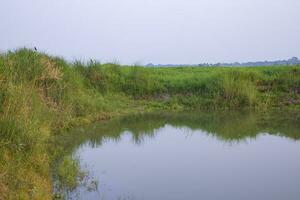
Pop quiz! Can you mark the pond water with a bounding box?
[54,111,300,200]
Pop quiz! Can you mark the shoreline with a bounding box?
[0,48,300,199]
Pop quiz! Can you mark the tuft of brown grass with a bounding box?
[38,57,63,81]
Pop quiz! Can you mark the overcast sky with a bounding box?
[1,0,299,64]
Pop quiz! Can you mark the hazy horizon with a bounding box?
[1,0,300,64]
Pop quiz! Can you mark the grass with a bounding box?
[0,48,299,199]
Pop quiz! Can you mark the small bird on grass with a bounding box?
[34,47,37,51]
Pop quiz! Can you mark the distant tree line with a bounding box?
[146,57,300,67]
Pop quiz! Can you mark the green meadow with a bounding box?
[0,48,300,199]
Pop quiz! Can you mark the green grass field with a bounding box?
[0,48,300,199]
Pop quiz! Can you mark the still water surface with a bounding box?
[57,111,300,200]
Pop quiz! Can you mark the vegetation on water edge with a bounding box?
[0,48,300,199]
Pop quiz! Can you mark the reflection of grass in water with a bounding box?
[53,155,99,199]
[57,156,82,190]
[51,110,300,198]
[54,110,300,154]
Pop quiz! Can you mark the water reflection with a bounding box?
[53,111,300,200]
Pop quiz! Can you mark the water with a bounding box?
[55,111,300,200]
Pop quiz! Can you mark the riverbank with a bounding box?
[0,48,300,199]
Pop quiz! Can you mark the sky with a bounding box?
[1,0,300,64]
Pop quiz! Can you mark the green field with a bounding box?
[1,48,300,199]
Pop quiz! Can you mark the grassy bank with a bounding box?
[0,48,300,199]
